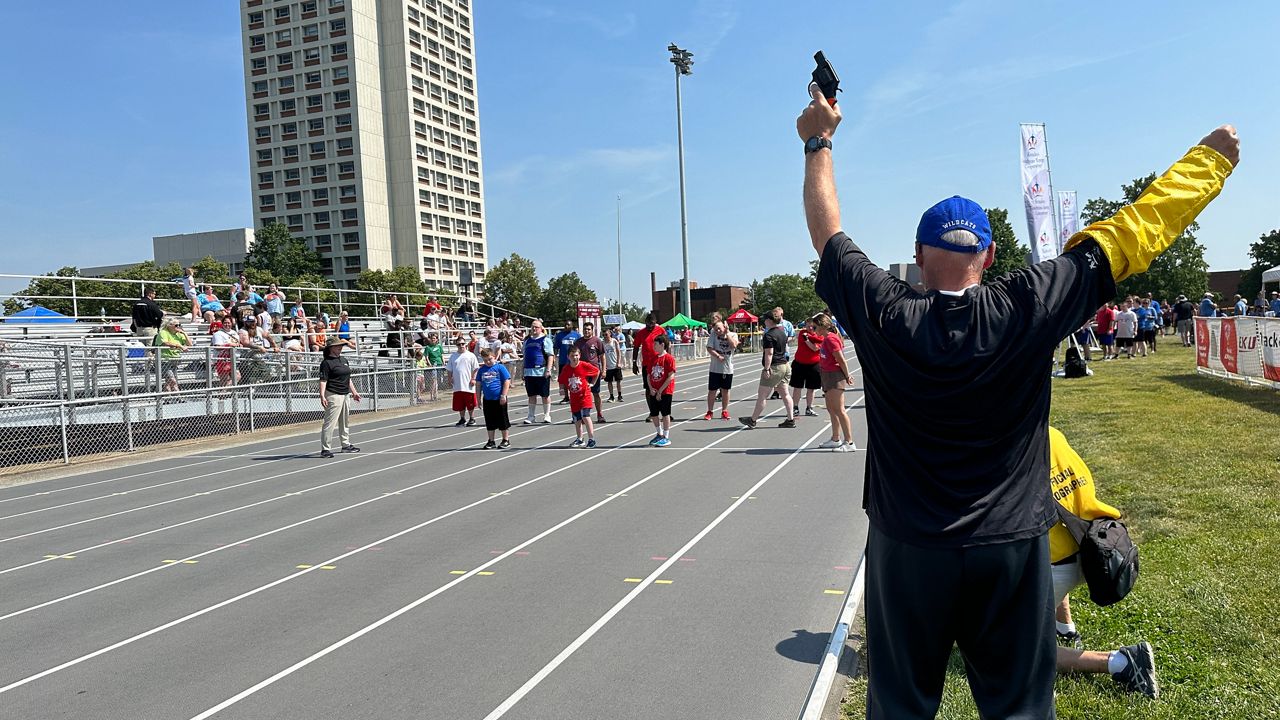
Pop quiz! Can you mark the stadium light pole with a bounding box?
[616,194,622,317]
[669,43,693,319]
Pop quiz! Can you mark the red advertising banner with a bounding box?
[1220,319,1238,375]
[576,302,602,318]
[1195,318,1210,368]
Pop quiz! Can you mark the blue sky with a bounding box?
[2,1,1277,306]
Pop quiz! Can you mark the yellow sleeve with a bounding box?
[1063,145,1233,282]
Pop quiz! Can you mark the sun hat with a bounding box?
[325,336,347,348]
[916,196,992,253]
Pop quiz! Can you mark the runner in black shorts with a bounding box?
[789,318,823,417]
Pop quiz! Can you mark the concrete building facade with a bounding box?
[240,0,487,294]
[652,281,750,324]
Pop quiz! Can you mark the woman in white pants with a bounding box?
[319,337,362,458]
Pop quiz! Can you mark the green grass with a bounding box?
[840,343,1280,719]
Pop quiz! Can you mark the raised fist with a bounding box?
[1198,125,1239,167]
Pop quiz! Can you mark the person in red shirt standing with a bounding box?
[574,321,608,424]
[790,317,823,417]
[646,333,677,447]
[1094,302,1117,361]
[558,347,601,448]
[631,312,664,423]
[814,313,855,452]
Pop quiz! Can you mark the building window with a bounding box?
[257,149,272,161]
[255,126,271,139]
[315,210,331,223]
[284,168,301,180]
[276,52,292,67]
[340,185,356,198]
[279,76,295,89]
[287,213,303,225]
[259,194,275,207]
[311,165,327,178]
[309,141,325,154]
[248,11,264,24]
[313,189,329,201]
[286,192,302,204]
[301,0,317,12]
[275,6,290,20]
[419,212,433,227]
[315,234,332,246]
[423,257,436,271]
[283,145,299,158]
[253,102,269,116]
[329,19,346,32]
[331,42,348,57]
[251,57,267,71]
[336,137,353,151]
[252,80,268,94]
[305,71,321,84]
[258,171,273,183]
[343,232,359,244]
[471,222,483,238]
[338,161,355,174]
[335,113,351,127]
[333,89,351,104]
[303,24,319,39]
[328,0,343,7]
[303,46,321,61]
[280,98,297,111]
[307,94,323,108]
[333,66,349,81]
[281,121,297,135]
[250,34,265,48]
[341,209,358,220]
[413,98,427,112]
[344,256,361,269]
[308,118,325,131]
[439,237,452,252]
[275,29,292,43]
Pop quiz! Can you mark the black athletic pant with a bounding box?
[864,525,1056,720]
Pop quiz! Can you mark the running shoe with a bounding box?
[617,395,624,401]
[818,438,842,449]
[483,440,497,450]
[654,437,671,447]
[648,434,663,445]
[586,438,597,449]
[455,419,466,427]
[608,395,616,402]
[778,418,797,428]
[804,407,819,417]
[738,417,757,429]
[834,443,853,453]
[570,438,584,447]
[720,411,730,420]
[319,449,334,458]
[498,439,510,449]
[541,415,552,424]
[1112,642,1159,699]
[597,414,607,423]
[466,418,476,427]
[522,416,535,425]
[703,412,713,420]
[1057,629,1084,650]
[341,445,360,453]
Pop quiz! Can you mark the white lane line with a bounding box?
[0,397,740,700]
[481,397,863,720]
[0,382,680,575]
[183,396,775,720]
[799,551,867,720]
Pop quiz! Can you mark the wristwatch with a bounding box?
[804,136,832,154]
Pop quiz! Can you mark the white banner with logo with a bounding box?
[1195,317,1280,389]
[1057,190,1079,254]
[1020,123,1059,264]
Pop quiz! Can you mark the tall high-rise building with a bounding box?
[240,0,487,294]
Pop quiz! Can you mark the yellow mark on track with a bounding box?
[44,554,76,560]
[625,578,673,584]
[449,570,467,575]
[823,589,845,595]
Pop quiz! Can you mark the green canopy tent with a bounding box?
[660,313,708,329]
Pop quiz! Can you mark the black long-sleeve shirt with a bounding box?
[131,297,164,329]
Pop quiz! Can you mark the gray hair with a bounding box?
[939,229,982,248]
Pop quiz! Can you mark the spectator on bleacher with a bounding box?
[497,331,519,364]
[380,294,405,327]
[237,316,276,382]
[382,319,407,358]
[458,298,476,322]
[290,298,308,323]
[424,307,445,332]
[230,292,256,330]
[156,317,191,393]
[210,321,240,386]
[423,295,442,317]
[335,311,354,346]
[181,267,200,320]
[254,302,272,333]
[198,286,224,323]
[131,288,165,340]
[232,273,249,298]
[264,284,286,320]
[308,320,329,353]
[466,329,480,354]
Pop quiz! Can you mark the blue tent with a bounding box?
[7,306,76,324]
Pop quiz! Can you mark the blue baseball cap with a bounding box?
[915,196,992,253]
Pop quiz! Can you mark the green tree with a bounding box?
[291,273,341,316]
[750,273,824,322]
[983,208,1030,283]
[482,253,541,316]
[190,256,232,289]
[617,302,648,322]
[3,267,79,316]
[1237,229,1280,301]
[1083,174,1209,300]
[538,272,597,323]
[244,222,322,284]
[355,267,428,309]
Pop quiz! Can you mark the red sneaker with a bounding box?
[720,411,730,420]
[703,412,713,420]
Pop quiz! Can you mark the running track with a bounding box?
[0,351,869,719]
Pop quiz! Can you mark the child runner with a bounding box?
[558,347,601,448]
[446,337,479,426]
[646,334,677,447]
[813,313,855,452]
[474,348,512,449]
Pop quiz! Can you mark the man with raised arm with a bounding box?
[797,80,1237,719]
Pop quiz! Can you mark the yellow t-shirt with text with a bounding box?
[1048,426,1121,563]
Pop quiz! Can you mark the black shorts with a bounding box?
[1116,337,1134,348]
[789,361,821,390]
[523,375,550,397]
[708,372,733,390]
[482,399,510,431]
[1141,329,1156,343]
[605,367,623,382]
[646,392,673,418]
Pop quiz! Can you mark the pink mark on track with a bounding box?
[678,557,696,562]
[650,556,668,561]
[833,565,854,571]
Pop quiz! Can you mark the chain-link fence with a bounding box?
[0,345,438,471]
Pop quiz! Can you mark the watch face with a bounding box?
[806,137,819,152]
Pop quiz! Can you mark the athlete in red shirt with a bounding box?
[631,313,664,420]
[646,334,677,447]
[558,347,601,448]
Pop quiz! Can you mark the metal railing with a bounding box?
[0,272,535,328]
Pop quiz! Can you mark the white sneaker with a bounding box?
[818,438,842,449]
[835,441,856,453]
[541,414,552,424]
[522,417,534,425]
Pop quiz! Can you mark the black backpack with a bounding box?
[1063,345,1089,378]
[1055,505,1139,606]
